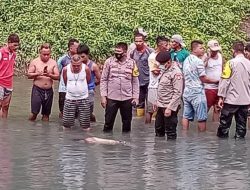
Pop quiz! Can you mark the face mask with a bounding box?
[115,53,123,60]
[159,64,165,70]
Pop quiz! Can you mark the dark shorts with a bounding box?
[31,85,53,116]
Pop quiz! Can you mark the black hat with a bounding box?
[156,51,171,64]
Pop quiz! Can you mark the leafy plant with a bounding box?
[0,0,249,70]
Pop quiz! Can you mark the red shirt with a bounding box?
[0,47,16,89]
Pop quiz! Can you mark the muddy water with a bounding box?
[0,77,250,190]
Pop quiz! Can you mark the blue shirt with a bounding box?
[57,54,71,92]
[183,54,206,97]
[87,60,96,91]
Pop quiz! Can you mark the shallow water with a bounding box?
[1,77,250,190]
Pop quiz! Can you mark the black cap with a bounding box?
[156,51,171,64]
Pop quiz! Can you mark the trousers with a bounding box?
[155,107,179,139]
[217,103,248,138]
[104,99,132,132]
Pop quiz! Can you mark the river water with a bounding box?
[0,77,250,190]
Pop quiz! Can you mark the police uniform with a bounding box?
[217,54,250,138]
[155,63,183,139]
[100,56,139,132]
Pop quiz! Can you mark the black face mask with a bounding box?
[115,53,124,60]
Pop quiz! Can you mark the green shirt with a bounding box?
[170,48,190,70]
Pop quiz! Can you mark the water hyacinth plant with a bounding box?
[0,0,250,69]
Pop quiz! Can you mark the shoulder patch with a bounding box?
[174,73,183,80]
[132,64,139,77]
[221,61,232,79]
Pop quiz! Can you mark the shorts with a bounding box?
[205,89,219,110]
[63,98,90,128]
[183,93,208,121]
[0,86,12,100]
[31,85,53,116]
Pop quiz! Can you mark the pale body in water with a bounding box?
[84,137,126,145]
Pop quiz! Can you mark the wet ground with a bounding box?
[1,77,250,190]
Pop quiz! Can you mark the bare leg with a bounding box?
[145,112,153,124]
[248,117,250,129]
[182,118,190,130]
[42,115,49,122]
[1,95,11,119]
[59,112,63,119]
[29,113,38,121]
[198,121,206,132]
[212,106,220,122]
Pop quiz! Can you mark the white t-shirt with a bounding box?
[204,53,223,89]
[148,52,164,89]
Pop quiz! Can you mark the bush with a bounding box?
[0,0,250,69]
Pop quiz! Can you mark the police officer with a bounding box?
[154,51,183,139]
[217,41,250,139]
[100,42,139,132]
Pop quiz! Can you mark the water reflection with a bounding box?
[0,78,249,189]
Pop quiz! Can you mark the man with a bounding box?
[130,33,153,110]
[100,42,139,132]
[77,44,101,122]
[0,34,20,118]
[146,36,170,123]
[127,27,148,57]
[154,51,183,139]
[244,44,250,128]
[182,40,219,131]
[170,34,190,70]
[62,54,91,130]
[27,43,60,121]
[204,40,224,121]
[57,39,79,117]
[245,43,250,59]
[217,41,250,139]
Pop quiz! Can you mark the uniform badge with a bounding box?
[221,61,231,79]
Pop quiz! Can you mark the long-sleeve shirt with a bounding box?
[157,63,183,111]
[100,56,139,101]
[218,54,250,105]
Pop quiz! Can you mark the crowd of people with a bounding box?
[1,29,250,140]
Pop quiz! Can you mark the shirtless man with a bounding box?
[27,43,60,121]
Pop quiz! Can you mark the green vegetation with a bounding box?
[0,0,250,68]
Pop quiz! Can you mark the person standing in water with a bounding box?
[27,43,60,121]
[217,41,250,139]
[0,34,20,119]
[57,39,79,118]
[154,51,183,139]
[170,34,189,71]
[100,42,139,132]
[62,54,91,130]
[146,36,171,123]
[77,44,101,122]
